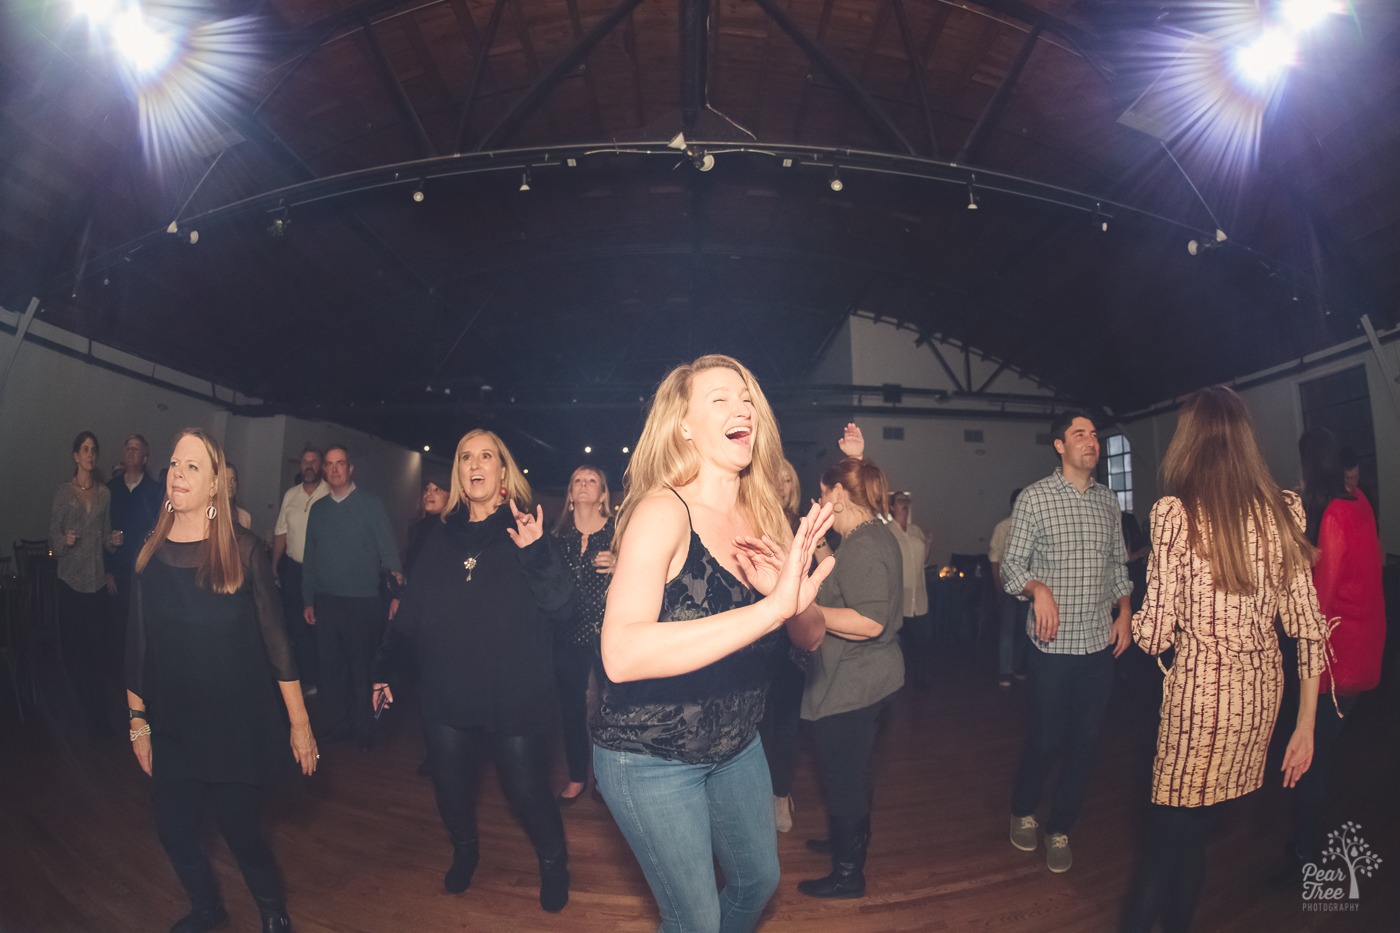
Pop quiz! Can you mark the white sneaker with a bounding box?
[774,795,793,833]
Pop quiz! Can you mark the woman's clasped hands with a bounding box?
[733,500,836,623]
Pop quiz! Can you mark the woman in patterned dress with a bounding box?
[593,354,834,933]
[551,465,615,804]
[1120,386,1329,933]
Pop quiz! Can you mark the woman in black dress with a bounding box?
[126,428,318,933]
[551,465,614,804]
[373,429,573,912]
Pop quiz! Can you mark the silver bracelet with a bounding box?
[129,724,152,742]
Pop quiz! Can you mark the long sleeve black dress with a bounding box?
[127,527,297,785]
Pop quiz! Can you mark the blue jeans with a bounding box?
[594,736,780,933]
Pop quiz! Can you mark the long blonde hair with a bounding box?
[135,428,244,595]
[444,429,533,518]
[1160,386,1316,594]
[553,466,613,532]
[614,354,789,549]
[779,457,802,518]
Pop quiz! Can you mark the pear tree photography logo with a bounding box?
[1301,821,1382,913]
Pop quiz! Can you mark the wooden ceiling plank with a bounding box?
[478,0,645,150]
[892,0,937,157]
[565,0,607,132]
[453,0,509,151]
[956,23,1042,165]
[753,0,914,154]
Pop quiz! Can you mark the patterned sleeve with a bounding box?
[1279,492,1328,680]
[1106,495,1133,603]
[1132,497,1187,657]
[1000,491,1038,598]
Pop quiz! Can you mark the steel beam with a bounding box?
[957,23,1043,165]
[679,0,710,132]
[752,0,915,155]
[455,0,509,151]
[892,0,938,157]
[476,0,646,151]
[359,16,438,157]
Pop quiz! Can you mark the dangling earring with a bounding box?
[206,504,218,521]
[567,500,574,511]
[164,500,174,513]
[500,487,507,498]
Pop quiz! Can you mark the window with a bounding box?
[1103,434,1133,513]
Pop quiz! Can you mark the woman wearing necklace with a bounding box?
[594,354,834,933]
[49,430,120,737]
[126,428,317,933]
[798,424,906,900]
[372,429,574,913]
[550,465,615,805]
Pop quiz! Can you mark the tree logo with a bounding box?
[1302,821,1382,912]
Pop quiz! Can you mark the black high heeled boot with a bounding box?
[444,840,480,894]
[538,849,570,913]
[242,865,291,933]
[168,857,227,933]
[796,817,869,899]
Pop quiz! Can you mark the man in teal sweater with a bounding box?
[303,444,402,748]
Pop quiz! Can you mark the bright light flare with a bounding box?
[112,7,174,75]
[1279,0,1342,33]
[1233,30,1296,88]
[72,0,119,24]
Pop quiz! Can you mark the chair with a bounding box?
[12,539,59,685]
[0,568,25,723]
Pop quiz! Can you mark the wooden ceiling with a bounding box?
[2,0,1398,473]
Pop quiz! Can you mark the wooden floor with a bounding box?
[2,641,1397,933]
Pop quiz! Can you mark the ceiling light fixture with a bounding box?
[828,168,843,192]
[966,175,980,210]
[412,181,425,202]
[667,131,688,151]
[1093,202,1109,233]
[689,148,716,172]
[423,445,430,452]
[1186,228,1229,256]
[519,169,531,192]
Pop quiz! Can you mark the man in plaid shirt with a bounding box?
[1001,410,1132,874]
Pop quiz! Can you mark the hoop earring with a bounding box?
[164,500,174,513]
[206,504,217,521]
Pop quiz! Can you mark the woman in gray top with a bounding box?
[799,424,905,900]
[49,430,118,736]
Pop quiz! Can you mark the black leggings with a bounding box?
[808,696,891,829]
[58,582,110,734]
[760,655,805,797]
[422,719,566,861]
[153,779,281,912]
[553,641,599,784]
[1120,803,1215,933]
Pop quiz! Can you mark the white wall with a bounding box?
[785,317,1060,564]
[0,317,422,555]
[1123,332,1400,554]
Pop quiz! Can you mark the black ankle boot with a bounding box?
[259,911,291,933]
[538,851,569,913]
[168,904,229,933]
[240,862,290,933]
[797,819,868,899]
[444,841,480,894]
